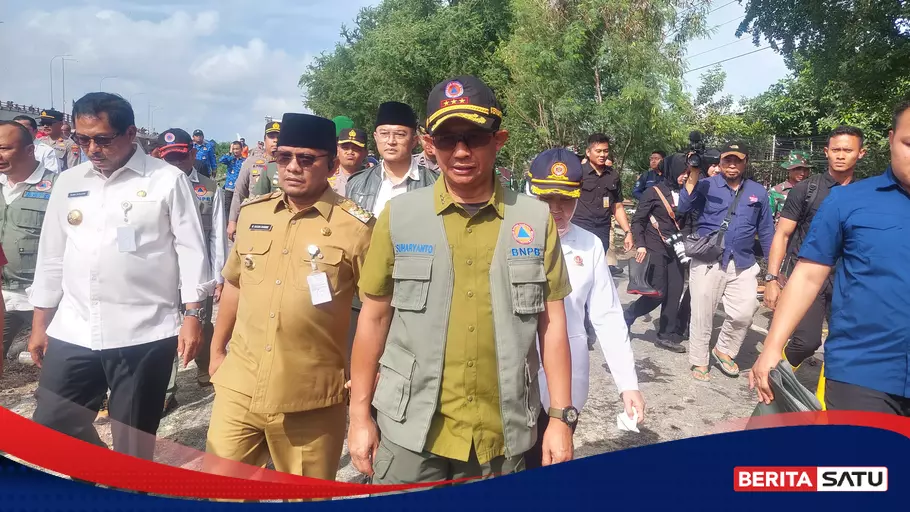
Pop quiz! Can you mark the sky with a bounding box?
[0,0,789,143]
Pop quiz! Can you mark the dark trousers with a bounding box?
[627,251,685,337]
[222,189,234,223]
[525,409,577,470]
[784,280,833,367]
[32,337,178,460]
[826,379,910,417]
[2,310,32,359]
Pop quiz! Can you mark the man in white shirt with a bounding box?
[13,115,59,173]
[345,101,438,215]
[156,128,226,411]
[0,122,57,362]
[524,148,646,469]
[27,92,209,461]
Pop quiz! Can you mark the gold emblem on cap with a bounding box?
[243,254,255,270]
[321,227,332,236]
[348,129,357,138]
[549,162,569,180]
[67,210,83,226]
[137,190,147,198]
[272,122,280,130]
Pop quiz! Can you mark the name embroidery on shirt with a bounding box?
[23,191,51,200]
[394,244,434,255]
[249,224,272,231]
[68,191,90,198]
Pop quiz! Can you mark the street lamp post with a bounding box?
[61,58,77,116]
[49,54,71,108]
[130,93,148,131]
[151,107,163,134]
[100,76,118,91]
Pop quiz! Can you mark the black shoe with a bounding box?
[610,265,624,277]
[623,310,636,328]
[656,334,687,353]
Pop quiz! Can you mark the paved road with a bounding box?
[0,257,823,481]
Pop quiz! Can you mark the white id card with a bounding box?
[308,272,333,305]
[117,226,137,253]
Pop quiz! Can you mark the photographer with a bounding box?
[679,142,774,382]
[625,164,689,353]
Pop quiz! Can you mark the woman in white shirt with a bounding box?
[524,148,645,469]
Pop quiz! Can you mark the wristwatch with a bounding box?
[764,273,779,283]
[548,406,579,428]
[185,308,206,320]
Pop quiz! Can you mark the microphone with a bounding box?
[688,130,703,144]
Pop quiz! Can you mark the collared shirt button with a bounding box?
[468,325,475,332]
[467,395,474,403]
[467,291,474,298]
[269,312,275,318]
[467,360,475,368]
[291,220,297,225]
[466,259,473,266]
[276,279,281,285]
[265,345,272,352]
[282,249,289,254]
[467,227,473,234]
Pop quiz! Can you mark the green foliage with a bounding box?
[214,141,231,186]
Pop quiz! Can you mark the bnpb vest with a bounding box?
[375,186,551,458]
[1,171,57,291]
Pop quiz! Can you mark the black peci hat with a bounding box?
[277,113,337,153]
[375,102,418,130]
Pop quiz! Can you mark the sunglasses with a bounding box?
[430,131,495,151]
[162,152,190,164]
[72,132,123,148]
[275,152,330,167]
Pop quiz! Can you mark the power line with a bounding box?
[686,37,750,59]
[667,14,744,40]
[708,0,738,14]
[684,46,772,74]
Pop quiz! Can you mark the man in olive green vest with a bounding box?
[0,121,57,361]
[349,76,575,484]
[156,128,225,412]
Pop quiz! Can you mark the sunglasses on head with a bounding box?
[71,132,123,148]
[430,131,495,151]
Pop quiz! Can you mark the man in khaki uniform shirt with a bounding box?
[227,121,281,241]
[204,113,373,479]
[348,76,575,484]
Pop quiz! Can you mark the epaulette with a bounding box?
[336,197,373,224]
[241,191,281,208]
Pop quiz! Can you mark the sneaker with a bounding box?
[656,334,687,353]
[609,265,624,277]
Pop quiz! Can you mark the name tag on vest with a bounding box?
[68,191,90,198]
[249,224,272,231]
[23,191,51,200]
[394,243,435,255]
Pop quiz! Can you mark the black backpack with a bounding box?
[780,178,820,277]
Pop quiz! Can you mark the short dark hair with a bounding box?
[651,150,666,158]
[72,92,135,134]
[231,140,242,148]
[0,120,35,146]
[892,100,910,131]
[827,125,865,147]
[12,115,38,131]
[587,133,611,147]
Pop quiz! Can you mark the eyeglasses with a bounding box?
[72,132,122,148]
[431,131,495,151]
[275,152,330,167]
[375,131,412,142]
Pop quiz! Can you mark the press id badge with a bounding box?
[603,196,611,209]
[117,226,137,253]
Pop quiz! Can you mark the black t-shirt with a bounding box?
[780,172,845,263]
[574,162,623,229]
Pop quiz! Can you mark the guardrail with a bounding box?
[0,102,72,123]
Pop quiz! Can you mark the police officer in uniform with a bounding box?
[155,129,225,410]
[0,121,57,360]
[348,76,575,484]
[329,128,368,196]
[204,113,373,480]
[227,121,281,241]
[36,109,79,171]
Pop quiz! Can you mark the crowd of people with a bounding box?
[0,72,908,488]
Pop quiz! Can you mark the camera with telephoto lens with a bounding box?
[665,231,691,265]
[685,131,721,170]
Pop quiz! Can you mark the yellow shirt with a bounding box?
[214,188,373,414]
[359,178,570,463]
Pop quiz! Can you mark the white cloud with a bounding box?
[0,2,365,142]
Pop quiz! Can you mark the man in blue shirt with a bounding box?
[218,140,246,221]
[632,150,666,200]
[192,129,217,177]
[679,142,774,381]
[752,101,910,416]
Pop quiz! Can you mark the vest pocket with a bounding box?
[525,361,540,428]
[372,343,415,422]
[508,261,547,315]
[13,208,45,231]
[390,256,432,311]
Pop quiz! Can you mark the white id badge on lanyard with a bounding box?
[118,200,137,252]
[307,244,333,305]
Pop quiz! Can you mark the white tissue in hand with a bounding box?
[617,410,640,433]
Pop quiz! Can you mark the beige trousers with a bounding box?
[687,260,760,367]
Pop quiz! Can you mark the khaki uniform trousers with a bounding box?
[371,437,525,485]
[205,385,346,480]
[687,260,760,368]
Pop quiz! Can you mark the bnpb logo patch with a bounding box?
[35,180,53,192]
[445,81,465,99]
[194,185,208,196]
[512,223,535,245]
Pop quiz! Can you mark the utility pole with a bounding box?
[61,58,77,115]
[49,54,70,108]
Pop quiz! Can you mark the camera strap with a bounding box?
[653,187,681,231]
